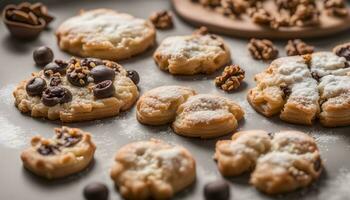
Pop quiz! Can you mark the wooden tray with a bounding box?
[172,0,350,39]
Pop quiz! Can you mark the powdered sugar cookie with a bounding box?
[136,86,196,125]
[173,94,244,138]
[110,139,196,200]
[153,30,230,75]
[56,9,156,61]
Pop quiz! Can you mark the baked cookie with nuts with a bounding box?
[110,139,196,200]
[13,57,139,122]
[153,28,231,75]
[21,126,96,179]
[136,86,196,125]
[173,94,244,138]
[248,51,350,127]
[214,130,322,194]
[56,9,156,61]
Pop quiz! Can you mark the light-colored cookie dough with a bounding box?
[13,57,139,122]
[214,130,322,194]
[110,139,196,200]
[56,9,156,60]
[21,126,96,179]
[153,32,231,75]
[136,86,196,125]
[248,51,350,127]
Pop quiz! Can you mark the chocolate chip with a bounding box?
[83,182,109,200]
[33,46,54,66]
[93,80,115,99]
[204,180,230,200]
[37,144,60,156]
[44,61,67,76]
[42,87,72,107]
[57,133,82,147]
[127,70,140,85]
[25,77,46,96]
[90,65,115,83]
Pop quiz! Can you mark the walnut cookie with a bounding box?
[214,130,322,194]
[21,126,96,179]
[13,57,139,122]
[136,86,244,138]
[248,51,350,127]
[110,139,196,200]
[56,9,156,61]
[153,28,231,75]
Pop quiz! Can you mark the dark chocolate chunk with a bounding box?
[204,180,230,200]
[90,65,115,83]
[93,80,115,99]
[126,70,140,85]
[25,77,46,96]
[44,60,67,76]
[49,75,61,86]
[42,87,72,107]
[33,46,54,66]
[37,144,60,156]
[83,182,109,200]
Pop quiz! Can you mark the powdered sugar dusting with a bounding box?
[0,115,27,148]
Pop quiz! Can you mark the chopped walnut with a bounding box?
[285,39,314,56]
[217,0,249,17]
[276,0,300,11]
[270,11,291,29]
[248,7,273,25]
[215,64,245,92]
[248,38,278,60]
[149,10,173,29]
[193,26,209,35]
[199,0,221,7]
[333,43,350,61]
[324,0,349,17]
[302,53,312,65]
[290,3,320,26]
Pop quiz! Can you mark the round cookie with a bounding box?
[153,31,231,75]
[56,9,156,61]
[136,86,197,125]
[173,94,244,138]
[110,139,196,200]
[13,57,139,122]
[214,130,322,194]
[21,126,96,179]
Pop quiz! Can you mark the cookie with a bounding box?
[248,51,350,127]
[153,31,231,75]
[136,86,197,125]
[110,139,196,200]
[214,130,322,194]
[21,126,96,179]
[13,57,139,122]
[173,94,244,138]
[56,9,156,61]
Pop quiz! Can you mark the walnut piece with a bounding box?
[193,26,209,35]
[324,0,349,17]
[285,39,314,56]
[248,38,278,60]
[215,64,245,92]
[217,0,249,17]
[199,0,221,7]
[149,10,173,29]
[248,7,273,25]
[290,2,320,26]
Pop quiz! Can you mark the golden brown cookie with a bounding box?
[21,126,96,179]
[56,9,156,61]
[110,139,196,200]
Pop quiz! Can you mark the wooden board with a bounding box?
[172,0,350,39]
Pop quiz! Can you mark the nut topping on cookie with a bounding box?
[49,74,62,86]
[44,60,68,76]
[42,86,72,106]
[21,126,96,179]
[25,77,47,96]
[90,65,115,83]
[80,58,104,69]
[93,80,115,99]
[66,62,90,87]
